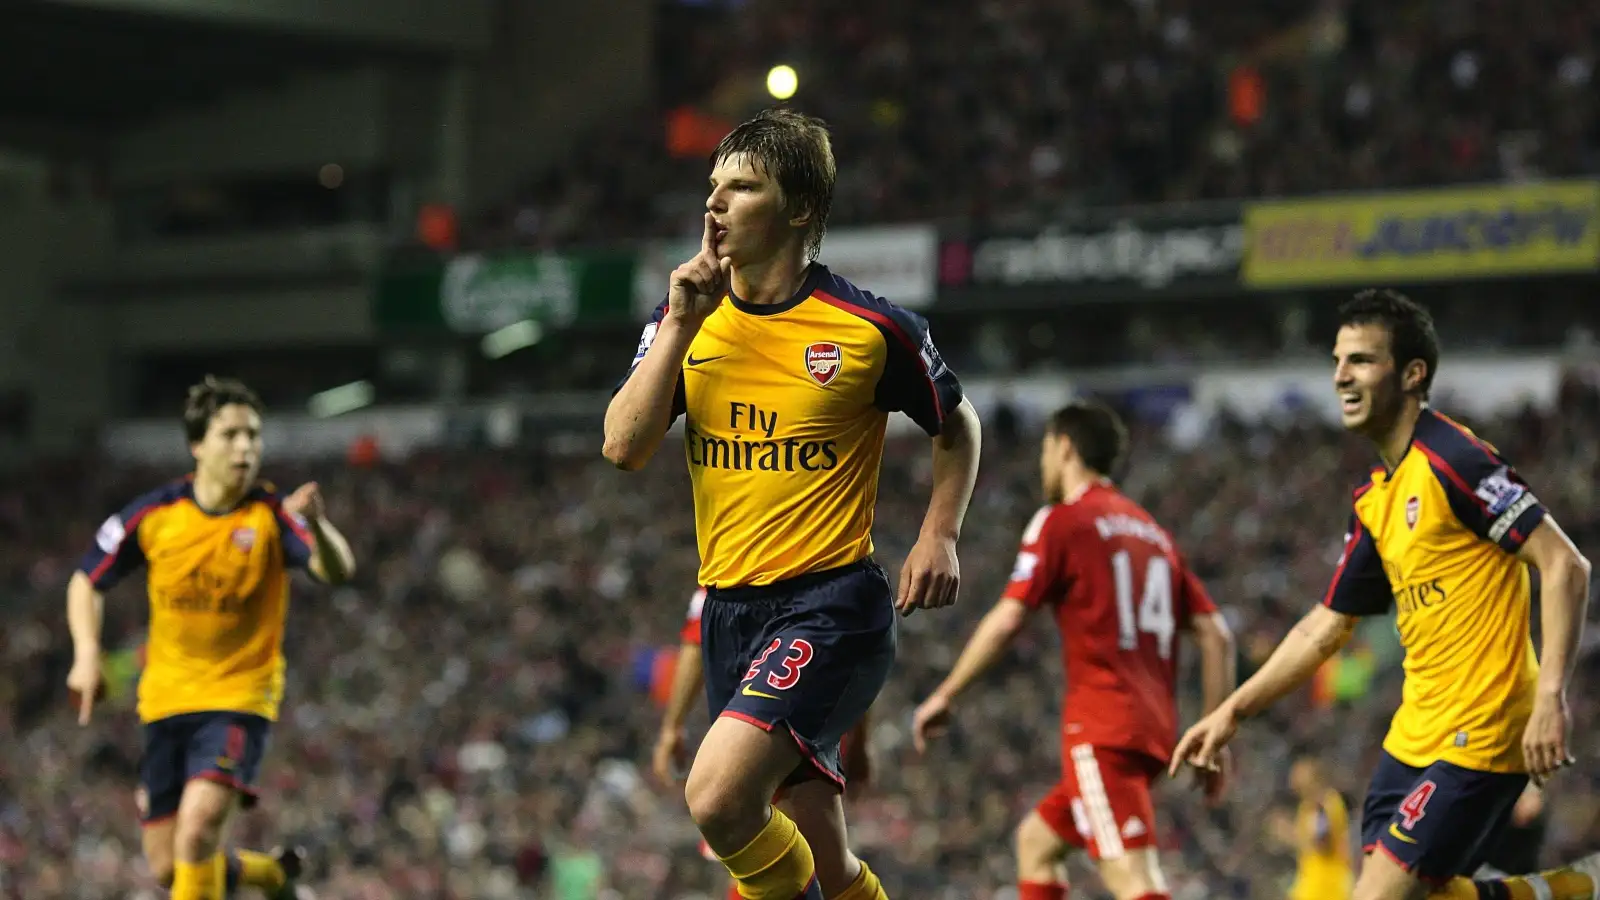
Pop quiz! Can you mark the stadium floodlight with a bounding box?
[307,380,375,418]
[481,320,544,360]
[766,65,798,100]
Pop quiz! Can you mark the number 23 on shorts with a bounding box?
[743,638,815,691]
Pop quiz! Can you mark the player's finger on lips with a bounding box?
[701,212,717,253]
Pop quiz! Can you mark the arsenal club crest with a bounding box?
[805,342,842,386]
[1405,496,1420,530]
[232,527,257,551]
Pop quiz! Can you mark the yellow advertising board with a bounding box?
[1243,181,1600,288]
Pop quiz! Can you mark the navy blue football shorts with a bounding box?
[700,558,896,790]
[1362,750,1528,884]
[138,711,271,824]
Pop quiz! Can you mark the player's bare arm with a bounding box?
[283,482,356,585]
[603,213,730,470]
[1186,610,1238,802]
[654,641,705,785]
[65,570,107,725]
[897,397,981,615]
[912,595,1027,751]
[1515,516,1591,781]
[1171,604,1355,775]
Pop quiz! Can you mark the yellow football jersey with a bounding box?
[623,265,962,587]
[80,479,315,723]
[1322,408,1546,773]
[1290,789,1353,900]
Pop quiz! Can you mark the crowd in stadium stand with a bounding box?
[477,0,1600,250]
[4,378,1600,899]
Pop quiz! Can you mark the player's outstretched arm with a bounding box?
[653,642,705,784]
[65,571,106,725]
[604,214,728,471]
[1171,604,1354,775]
[1516,517,1591,780]
[912,597,1027,751]
[897,397,981,614]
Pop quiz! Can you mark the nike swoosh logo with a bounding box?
[686,354,726,367]
[1388,823,1417,845]
[741,683,779,700]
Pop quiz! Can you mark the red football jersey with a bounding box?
[681,587,707,646]
[1004,481,1216,764]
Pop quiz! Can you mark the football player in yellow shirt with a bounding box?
[1173,290,1599,900]
[66,376,355,900]
[605,108,981,900]
[1287,756,1354,900]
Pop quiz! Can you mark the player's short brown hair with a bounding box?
[712,107,836,261]
[183,375,262,443]
[1046,400,1128,478]
[1339,288,1440,398]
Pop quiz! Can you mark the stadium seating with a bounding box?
[4,383,1599,897]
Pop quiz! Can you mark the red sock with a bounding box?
[1018,883,1068,900]
[726,885,742,900]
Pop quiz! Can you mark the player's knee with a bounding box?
[1015,813,1064,866]
[1096,849,1168,900]
[146,857,175,888]
[173,805,229,861]
[685,768,763,842]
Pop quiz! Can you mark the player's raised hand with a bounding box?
[1522,688,1575,785]
[283,482,325,522]
[910,694,952,754]
[896,534,960,616]
[667,213,732,326]
[1170,704,1239,779]
[652,728,688,785]
[65,651,103,726]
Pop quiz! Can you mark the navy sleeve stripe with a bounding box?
[86,502,161,583]
[815,289,945,423]
[1321,517,1367,608]
[267,497,316,548]
[1413,440,1490,514]
[1436,412,1504,465]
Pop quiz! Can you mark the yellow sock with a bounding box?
[232,849,287,892]
[170,854,226,900]
[717,807,820,899]
[1471,867,1598,900]
[831,860,888,900]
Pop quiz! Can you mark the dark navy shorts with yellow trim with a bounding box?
[138,711,270,824]
[701,559,896,790]
[1361,750,1527,883]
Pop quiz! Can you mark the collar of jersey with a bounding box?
[1377,405,1437,480]
[725,264,826,316]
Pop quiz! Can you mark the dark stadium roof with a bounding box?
[0,0,444,155]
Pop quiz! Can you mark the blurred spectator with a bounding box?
[4,384,1600,898]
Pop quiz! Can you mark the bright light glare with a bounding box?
[766,65,798,100]
[308,380,375,418]
[481,320,544,359]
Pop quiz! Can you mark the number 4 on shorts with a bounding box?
[1398,780,1436,830]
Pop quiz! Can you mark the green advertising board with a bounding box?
[375,251,637,333]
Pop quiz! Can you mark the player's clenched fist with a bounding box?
[283,482,325,522]
[652,728,688,785]
[896,534,960,615]
[668,213,732,325]
[1522,688,1575,785]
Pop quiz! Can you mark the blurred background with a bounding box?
[1,0,1598,896]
